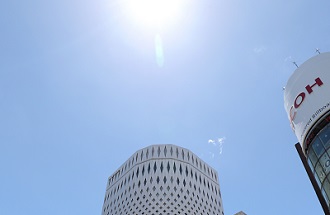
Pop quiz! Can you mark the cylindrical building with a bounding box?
[284,52,330,209]
[101,144,224,215]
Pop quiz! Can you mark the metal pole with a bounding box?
[295,143,330,215]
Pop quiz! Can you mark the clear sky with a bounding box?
[1,0,330,214]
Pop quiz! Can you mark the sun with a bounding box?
[127,0,182,28]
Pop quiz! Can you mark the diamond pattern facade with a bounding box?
[101,144,224,215]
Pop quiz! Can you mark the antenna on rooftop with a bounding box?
[292,61,299,68]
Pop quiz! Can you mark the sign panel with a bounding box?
[284,52,330,151]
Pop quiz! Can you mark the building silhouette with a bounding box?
[234,212,246,215]
[101,144,224,215]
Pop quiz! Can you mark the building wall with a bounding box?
[305,113,330,207]
[284,52,330,211]
[101,144,224,215]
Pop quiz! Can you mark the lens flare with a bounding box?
[155,34,164,67]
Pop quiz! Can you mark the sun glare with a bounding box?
[127,0,181,28]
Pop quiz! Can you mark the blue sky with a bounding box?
[1,0,330,214]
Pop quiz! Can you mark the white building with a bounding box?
[284,52,330,212]
[101,144,224,215]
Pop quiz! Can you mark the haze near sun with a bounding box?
[127,0,183,29]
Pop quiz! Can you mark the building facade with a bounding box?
[101,144,224,215]
[284,52,330,211]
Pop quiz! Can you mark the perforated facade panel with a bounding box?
[101,144,224,215]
